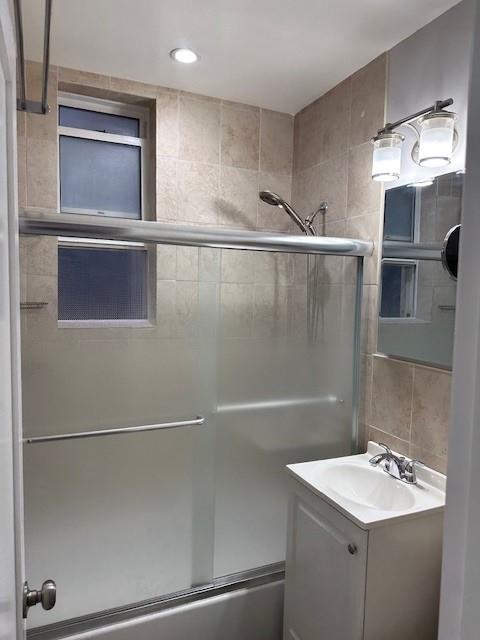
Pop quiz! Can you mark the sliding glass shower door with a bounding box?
[20,237,360,628]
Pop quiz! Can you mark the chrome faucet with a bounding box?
[369,444,424,485]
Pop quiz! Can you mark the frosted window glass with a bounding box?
[59,136,141,218]
[59,105,140,136]
[58,246,148,320]
[384,186,415,241]
[380,262,416,318]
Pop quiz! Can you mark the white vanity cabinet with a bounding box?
[284,454,444,640]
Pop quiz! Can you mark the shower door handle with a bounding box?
[23,579,56,618]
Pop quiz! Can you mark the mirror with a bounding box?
[377,170,463,368]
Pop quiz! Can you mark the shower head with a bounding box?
[258,191,313,235]
[259,190,284,207]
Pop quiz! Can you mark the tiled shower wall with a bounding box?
[292,54,451,474]
[18,61,303,345]
[18,56,452,475]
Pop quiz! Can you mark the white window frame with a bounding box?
[58,92,148,219]
[57,93,155,327]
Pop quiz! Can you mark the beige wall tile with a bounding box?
[221,105,260,170]
[58,66,110,90]
[409,444,447,475]
[361,284,377,354]
[293,100,323,173]
[174,281,199,338]
[155,280,176,338]
[156,93,179,158]
[156,245,177,280]
[260,110,294,175]
[287,285,307,338]
[199,248,221,282]
[411,367,451,458]
[359,354,373,426]
[24,275,58,338]
[368,426,410,458]
[17,136,27,209]
[349,54,387,147]
[179,97,220,163]
[346,213,380,285]
[347,142,382,217]
[316,154,348,222]
[177,161,219,225]
[22,237,58,276]
[253,284,288,337]
[180,91,221,104]
[319,78,351,162]
[218,166,258,229]
[220,283,254,338]
[371,357,413,440]
[176,247,199,281]
[109,76,160,98]
[221,249,255,284]
[26,139,58,209]
[293,154,347,225]
[25,62,57,143]
[156,158,177,222]
[254,252,295,285]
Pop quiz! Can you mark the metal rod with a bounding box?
[41,0,53,114]
[380,98,454,134]
[19,210,374,257]
[13,0,26,110]
[382,241,442,261]
[23,416,205,444]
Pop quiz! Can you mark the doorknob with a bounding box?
[23,580,56,618]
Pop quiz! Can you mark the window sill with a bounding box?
[58,320,155,329]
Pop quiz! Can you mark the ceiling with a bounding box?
[21,0,461,114]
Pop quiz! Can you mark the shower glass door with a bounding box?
[20,236,360,628]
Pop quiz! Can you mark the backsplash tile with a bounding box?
[371,357,414,440]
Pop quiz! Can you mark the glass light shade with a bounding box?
[371,133,404,182]
[418,112,456,167]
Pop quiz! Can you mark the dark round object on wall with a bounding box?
[441,224,461,280]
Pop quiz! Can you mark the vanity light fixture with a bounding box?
[169,48,199,64]
[371,98,458,182]
[407,178,434,188]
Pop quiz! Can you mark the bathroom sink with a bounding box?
[287,442,446,529]
[315,462,416,511]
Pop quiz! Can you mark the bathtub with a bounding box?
[29,576,284,640]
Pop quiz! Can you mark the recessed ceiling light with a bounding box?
[407,179,434,188]
[169,48,199,64]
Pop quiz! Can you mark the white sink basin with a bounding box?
[315,462,416,511]
[287,442,446,529]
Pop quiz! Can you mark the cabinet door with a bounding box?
[284,483,368,640]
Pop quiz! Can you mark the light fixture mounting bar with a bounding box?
[379,98,454,135]
[13,0,53,114]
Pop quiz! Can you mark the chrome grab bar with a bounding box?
[23,416,205,444]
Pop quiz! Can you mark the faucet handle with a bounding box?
[404,459,425,484]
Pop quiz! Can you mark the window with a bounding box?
[380,260,417,319]
[383,186,416,242]
[58,95,151,324]
[58,97,146,219]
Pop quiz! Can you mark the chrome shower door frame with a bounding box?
[19,211,370,637]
